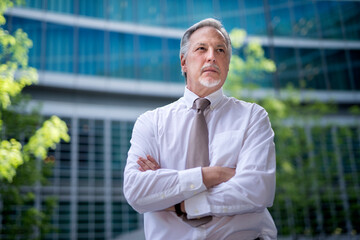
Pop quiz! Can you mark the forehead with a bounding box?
[189,26,227,46]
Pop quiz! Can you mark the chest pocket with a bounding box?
[210,130,244,167]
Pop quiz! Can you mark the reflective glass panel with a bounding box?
[108,0,133,22]
[316,1,343,39]
[218,0,244,30]
[269,1,292,36]
[350,50,360,90]
[109,32,135,79]
[136,0,161,25]
[78,28,105,76]
[274,47,299,88]
[165,38,182,83]
[10,17,42,70]
[23,0,43,9]
[46,22,74,73]
[192,0,215,23]
[244,0,266,35]
[137,35,163,81]
[299,48,327,90]
[165,0,189,28]
[325,49,352,90]
[340,2,360,40]
[78,0,104,18]
[292,2,318,38]
[47,0,73,14]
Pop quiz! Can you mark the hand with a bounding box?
[137,155,160,172]
[202,166,236,189]
[164,201,185,213]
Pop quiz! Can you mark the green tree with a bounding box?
[0,1,70,239]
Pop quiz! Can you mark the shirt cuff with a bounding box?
[178,167,206,199]
[184,191,210,219]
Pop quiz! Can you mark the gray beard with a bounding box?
[199,78,221,88]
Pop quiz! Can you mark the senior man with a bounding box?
[123,18,277,240]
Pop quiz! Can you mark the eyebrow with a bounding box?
[194,42,227,48]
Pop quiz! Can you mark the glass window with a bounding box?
[137,35,163,81]
[47,0,73,14]
[78,0,104,18]
[292,2,318,38]
[10,17,42,70]
[112,201,139,235]
[111,121,133,187]
[165,38,182,83]
[269,1,292,36]
[218,0,244,31]
[78,119,90,171]
[268,0,288,4]
[78,28,105,76]
[340,2,360,40]
[274,47,299,88]
[316,1,343,39]
[350,50,360,90]
[136,0,161,26]
[46,22,74,73]
[23,0,43,9]
[164,0,189,28]
[107,0,133,22]
[191,0,215,23]
[57,201,71,239]
[299,48,327,90]
[244,0,266,35]
[109,32,135,79]
[325,49,351,90]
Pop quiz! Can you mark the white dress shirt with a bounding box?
[123,87,277,240]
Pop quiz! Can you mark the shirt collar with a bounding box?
[183,87,225,110]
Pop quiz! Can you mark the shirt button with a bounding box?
[190,184,195,189]
[195,210,199,214]
[161,194,165,199]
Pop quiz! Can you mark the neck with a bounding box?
[186,85,221,98]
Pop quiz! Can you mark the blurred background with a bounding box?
[1,0,360,239]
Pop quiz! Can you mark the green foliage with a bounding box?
[0,0,70,183]
[0,139,22,182]
[0,1,70,239]
[0,1,23,25]
[0,0,35,111]
[24,116,70,161]
[226,29,276,97]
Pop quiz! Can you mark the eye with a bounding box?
[217,48,225,53]
[196,46,206,51]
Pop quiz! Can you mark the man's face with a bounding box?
[181,26,230,97]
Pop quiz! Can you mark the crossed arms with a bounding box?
[123,106,276,219]
[137,154,235,212]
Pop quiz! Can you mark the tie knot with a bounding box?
[194,98,210,112]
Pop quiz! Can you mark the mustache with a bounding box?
[201,64,220,73]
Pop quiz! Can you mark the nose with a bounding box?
[206,49,216,63]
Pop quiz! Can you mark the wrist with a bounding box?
[202,166,220,188]
[175,203,184,217]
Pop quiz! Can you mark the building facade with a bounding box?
[3,0,360,239]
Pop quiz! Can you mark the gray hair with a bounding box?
[180,18,232,79]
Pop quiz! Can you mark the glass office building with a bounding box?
[3,0,360,239]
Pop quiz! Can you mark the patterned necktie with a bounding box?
[183,98,213,227]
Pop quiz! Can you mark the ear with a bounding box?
[180,54,187,74]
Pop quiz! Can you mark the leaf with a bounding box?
[0,139,23,182]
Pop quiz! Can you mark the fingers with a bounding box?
[137,155,160,172]
[146,155,160,169]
